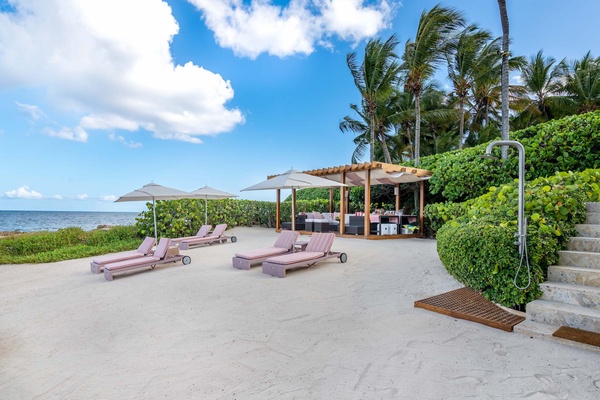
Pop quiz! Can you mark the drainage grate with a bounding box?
[414,287,525,332]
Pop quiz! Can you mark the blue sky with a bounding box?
[1,0,598,212]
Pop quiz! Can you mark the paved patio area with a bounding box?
[1,227,599,399]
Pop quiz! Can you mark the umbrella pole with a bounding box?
[292,188,296,231]
[205,196,208,226]
[152,199,158,242]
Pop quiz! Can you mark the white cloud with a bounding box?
[511,73,524,85]
[4,186,43,199]
[16,102,46,121]
[0,0,244,143]
[108,132,143,148]
[76,194,89,200]
[99,195,118,202]
[51,195,64,200]
[43,126,89,142]
[188,0,392,58]
[318,0,392,42]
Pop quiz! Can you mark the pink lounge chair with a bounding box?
[90,237,155,274]
[103,238,191,281]
[232,230,300,270]
[262,233,347,278]
[178,224,237,250]
[171,225,212,244]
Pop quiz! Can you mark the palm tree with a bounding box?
[562,52,600,113]
[340,100,395,164]
[387,86,457,161]
[345,35,401,162]
[517,50,568,123]
[401,4,465,166]
[446,25,500,148]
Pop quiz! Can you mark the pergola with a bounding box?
[275,162,433,239]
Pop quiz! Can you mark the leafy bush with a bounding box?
[138,195,407,239]
[0,225,141,264]
[420,111,600,203]
[436,169,600,307]
[136,199,279,239]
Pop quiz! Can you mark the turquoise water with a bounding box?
[0,210,140,232]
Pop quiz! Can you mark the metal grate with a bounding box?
[414,287,525,332]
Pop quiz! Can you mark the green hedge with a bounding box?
[135,198,354,239]
[436,169,600,307]
[420,111,600,203]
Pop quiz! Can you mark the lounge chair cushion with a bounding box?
[273,230,299,249]
[305,232,335,253]
[235,247,289,260]
[172,225,212,243]
[137,237,156,254]
[92,250,145,265]
[104,255,162,271]
[91,237,155,264]
[264,251,324,265]
[104,238,171,272]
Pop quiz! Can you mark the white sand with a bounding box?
[1,227,599,399]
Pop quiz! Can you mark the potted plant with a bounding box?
[402,224,418,234]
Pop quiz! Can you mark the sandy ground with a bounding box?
[1,227,599,399]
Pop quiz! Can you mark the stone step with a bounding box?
[526,299,600,333]
[548,265,600,287]
[576,224,600,238]
[586,202,600,213]
[540,282,600,310]
[559,250,600,269]
[567,237,600,253]
[586,212,600,224]
[514,320,600,352]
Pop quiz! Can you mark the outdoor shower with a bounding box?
[482,140,531,289]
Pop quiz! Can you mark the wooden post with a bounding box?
[395,183,401,212]
[340,171,346,235]
[276,189,281,231]
[329,188,334,213]
[364,169,371,238]
[419,180,425,237]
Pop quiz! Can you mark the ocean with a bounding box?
[0,210,141,233]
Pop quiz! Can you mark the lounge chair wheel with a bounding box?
[182,256,191,265]
[339,253,348,263]
[231,236,237,243]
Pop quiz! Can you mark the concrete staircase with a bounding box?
[514,202,600,350]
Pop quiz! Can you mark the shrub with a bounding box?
[436,169,600,307]
[0,225,141,264]
[419,111,600,203]
[136,196,392,239]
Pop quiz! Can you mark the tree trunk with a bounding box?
[369,111,375,162]
[498,0,510,159]
[380,133,392,163]
[414,94,421,166]
[458,96,465,149]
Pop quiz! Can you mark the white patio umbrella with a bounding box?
[241,170,347,230]
[189,185,238,225]
[115,183,190,241]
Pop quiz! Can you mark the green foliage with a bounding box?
[0,226,141,264]
[425,198,475,233]
[436,169,600,307]
[136,199,279,239]
[420,111,600,203]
